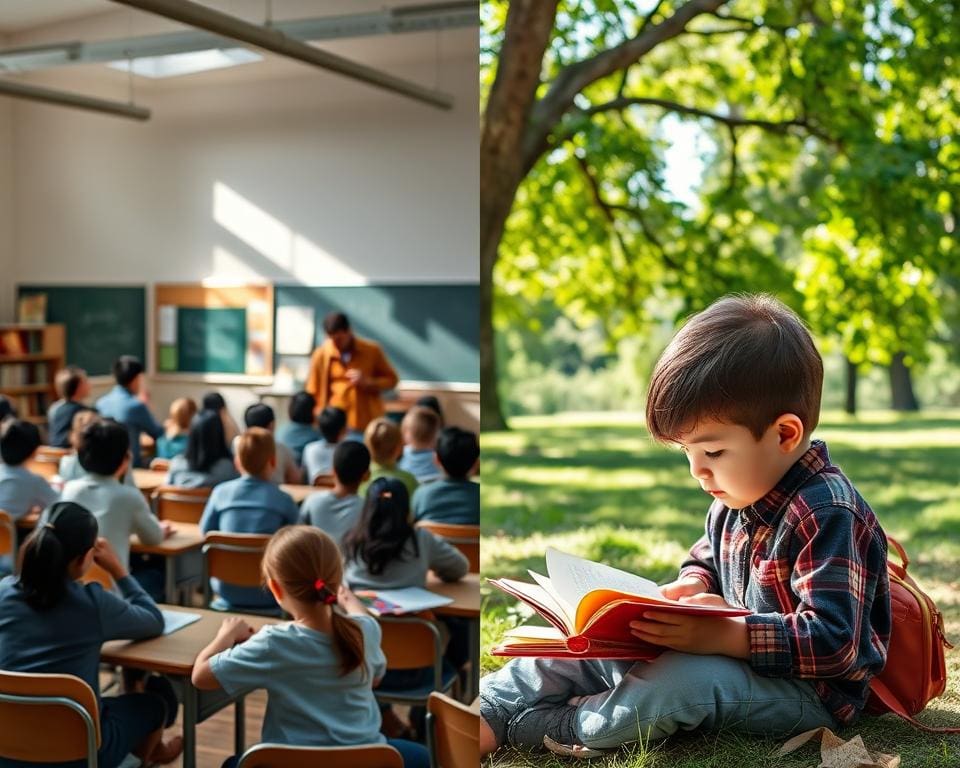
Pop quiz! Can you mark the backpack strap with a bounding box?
[869,677,960,734]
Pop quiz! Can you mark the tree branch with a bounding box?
[725,124,738,195]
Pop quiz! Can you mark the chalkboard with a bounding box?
[176,307,247,374]
[274,285,479,384]
[17,285,146,376]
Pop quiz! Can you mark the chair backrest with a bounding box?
[202,532,272,607]
[24,446,68,479]
[149,457,171,472]
[427,692,480,768]
[416,522,480,572]
[82,562,114,591]
[237,743,403,768]
[312,473,336,488]
[153,485,212,523]
[0,510,14,561]
[0,670,100,765]
[379,616,445,690]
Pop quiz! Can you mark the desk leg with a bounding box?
[234,695,245,755]
[183,680,198,768]
[468,617,479,701]
[164,556,176,605]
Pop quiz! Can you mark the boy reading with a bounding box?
[480,294,892,756]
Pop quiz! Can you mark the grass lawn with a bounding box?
[481,410,960,767]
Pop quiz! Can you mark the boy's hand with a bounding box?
[629,613,750,658]
[659,577,709,601]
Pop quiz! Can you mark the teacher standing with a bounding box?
[304,312,399,434]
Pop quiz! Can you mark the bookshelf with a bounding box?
[0,325,65,426]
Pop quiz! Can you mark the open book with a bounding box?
[489,547,750,659]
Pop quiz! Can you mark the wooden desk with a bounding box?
[427,571,480,698]
[280,483,316,504]
[103,606,277,768]
[133,523,204,603]
[132,468,167,493]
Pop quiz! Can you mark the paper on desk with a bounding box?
[355,587,453,615]
[160,609,202,636]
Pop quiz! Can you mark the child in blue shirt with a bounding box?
[277,391,322,466]
[47,365,94,448]
[0,501,182,767]
[302,406,347,484]
[95,356,163,468]
[191,525,428,768]
[397,406,443,483]
[156,397,197,460]
[166,409,239,488]
[412,427,480,525]
[301,441,371,551]
[200,428,299,611]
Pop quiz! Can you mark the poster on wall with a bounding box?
[275,305,316,356]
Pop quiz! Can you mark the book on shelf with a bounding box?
[16,294,46,325]
[355,586,454,616]
[489,547,750,659]
[0,331,26,356]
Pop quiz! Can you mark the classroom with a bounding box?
[0,2,480,767]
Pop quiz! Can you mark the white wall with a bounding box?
[1,3,479,430]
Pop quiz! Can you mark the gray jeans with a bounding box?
[480,652,837,750]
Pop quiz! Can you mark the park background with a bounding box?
[479,1,960,766]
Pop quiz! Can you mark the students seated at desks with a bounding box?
[0,394,15,424]
[191,526,428,768]
[156,397,197,460]
[302,406,347,484]
[360,418,418,498]
[202,391,241,447]
[96,356,163,468]
[233,403,301,485]
[58,419,173,577]
[301,442,371,551]
[200,428,299,611]
[59,411,137,488]
[277,391,322,466]
[412,427,480,525]
[47,365,94,448]
[397,406,443,484]
[0,502,182,767]
[166,410,239,489]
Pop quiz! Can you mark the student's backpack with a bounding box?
[866,535,958,732]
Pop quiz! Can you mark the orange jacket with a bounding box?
[304,337,399,431]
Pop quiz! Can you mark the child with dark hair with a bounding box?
[301,441,371,551]
[0,419,59,524]
[0,501,182,766]
[360,418,418,497]
[166,410,239,488]
[412,427,479,525]
[95,356,163,468]
[156,397,198,459]
[277,391,322,466]
[415,395,444,424]
[191,525,428,768]
[202,391,241,447]
[480,295,891,758]
[397,406,443,483]
[302,406,347,483]
[0,394,16,424]
[60,419,172,575]
[58,411,137,489]
[233,403,301,484]
[47,366,94,448]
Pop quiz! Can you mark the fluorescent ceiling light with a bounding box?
[108,47,260,78]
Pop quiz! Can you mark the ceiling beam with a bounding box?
[109,0,456,109]
[0,78,149,120]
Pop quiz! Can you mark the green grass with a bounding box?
[481,410,960,767]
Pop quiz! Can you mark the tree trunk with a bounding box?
[844,357,858,415]
[889,351,920,411]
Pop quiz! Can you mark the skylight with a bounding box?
[108,47,261,78]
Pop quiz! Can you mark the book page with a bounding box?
[546,547,663,608]
[528,571,575,630]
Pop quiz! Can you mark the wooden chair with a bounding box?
[237,743,402,768]
[148,457,171,472]
[24,445,69,480]
[0,510,15,566]
[152,485,211,524]
[426,691,479,768]
[0,671,100,766]
[82,562,114,590]
[416,522,479,572]
[375,616,458,708]
[312,473,336,488]
[202,532,277,615]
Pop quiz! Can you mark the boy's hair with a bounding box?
[343,477,417,576]
[0,419,41,466]
[69,410,101,451]
[77,419,130,476]
[436,426,479,479]
[112,355,144,388]
[332,441,370,487]
[402,406,441,445]
[645,294,824,442]
[0,395,16,423]
[168,397,198,431]
[184,410,231,473]
[202,392,226,412]
[415,395,444,424]
[54,366,86,400]
[363,418,402,464]
[323,311,350,334]
[288,392,316,425]
[244,403,275,429]
[318,406,347,443]
[237,427,275,476]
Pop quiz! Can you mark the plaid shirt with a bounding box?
[679,440,891,724]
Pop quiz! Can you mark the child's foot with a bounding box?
[543,736,605,759]
[148,735,184,765]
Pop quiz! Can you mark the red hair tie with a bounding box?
[314,578,337,605]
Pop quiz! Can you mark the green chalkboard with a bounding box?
[176,307,247,374]
[274,284,479,384]
[17,285,146,376]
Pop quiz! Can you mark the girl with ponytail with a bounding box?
[191,525,429,768]
[0,501,183,767]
